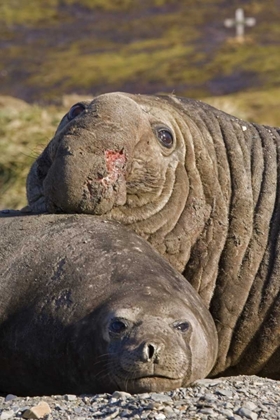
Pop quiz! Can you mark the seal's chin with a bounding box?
[80,178,127,215]
[43,174,127,215]
[118,376,184,394]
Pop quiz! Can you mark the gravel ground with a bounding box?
[0,376,279,420]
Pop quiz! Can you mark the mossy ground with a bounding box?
[0,0,280,102]
[0,97,64,209]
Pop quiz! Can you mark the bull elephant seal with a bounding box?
[0,212,217,396]
[26,92,280,379]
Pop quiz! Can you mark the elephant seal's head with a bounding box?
[85,283,217,394]
[27,92,189,216]
[0,214,217,395]
[27,92,213,275]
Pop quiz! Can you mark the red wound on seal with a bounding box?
[105,149,126,173]
[98,149,127,186]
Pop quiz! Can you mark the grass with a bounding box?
[28,43,198,94]
[0,0,135,26]
[204,88,280,126]
[0,97,64,209]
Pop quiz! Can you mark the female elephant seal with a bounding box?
[0,212,217,396]
[26,92,280,380]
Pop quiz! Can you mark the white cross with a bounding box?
[224,8,256,41]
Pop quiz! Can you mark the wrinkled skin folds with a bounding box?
[27,92,280,379]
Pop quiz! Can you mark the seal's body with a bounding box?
[0,213,217,396]
[27,92,280,379]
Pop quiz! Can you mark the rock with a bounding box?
[4,395,16,403]
[237,407,258,420]
[22,401,51,419]
[64,395,77,402]
[0,410,14,420]
[154,414,166,420]
[111,391,132,399]
[149,394,173,403]
[243,401,258,411]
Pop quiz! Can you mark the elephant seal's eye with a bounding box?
[174,321,189,332]
[109,319,127,335]
[156,128,174,148]
[67,103,85,120]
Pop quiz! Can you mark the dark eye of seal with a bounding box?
[67,103,86,120]
[156,128,174,148]
[174,321,190,332]
[109,319,127,335]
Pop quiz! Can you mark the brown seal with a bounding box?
[26,92,280,379]
[0,212,217,396]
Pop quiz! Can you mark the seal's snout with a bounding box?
[40,142,128,215]
[142,341,163,363]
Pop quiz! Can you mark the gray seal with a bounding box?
[26,92,280,379]
[0,212,217,396]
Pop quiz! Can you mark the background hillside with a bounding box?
[1,0,280,103]
[1,0,280,209]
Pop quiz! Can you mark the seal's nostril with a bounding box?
[148,344,155,360]
[143,342,160,362]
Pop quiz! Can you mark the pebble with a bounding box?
[149,394,173,403]
[0,375,280,419]
[112,391,132,400]
[0,411,14,420]
[22,402,51,419]
[243,401,258,411]
[154,414,166,420]
[4,397,16,404]
[237,407,258,420]
[216,389,233,398]
[64,394,77,402]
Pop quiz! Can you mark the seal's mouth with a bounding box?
[134,374,181,380]
[119,375,183,393]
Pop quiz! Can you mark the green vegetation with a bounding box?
[0,0,133,26]
[0,0,59,26]
[204,88,280,126]
[1,0,280,102]
[0,0,191,26]
[205,42,280,89]
[0,97,64,209]
[28,43,201,100]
